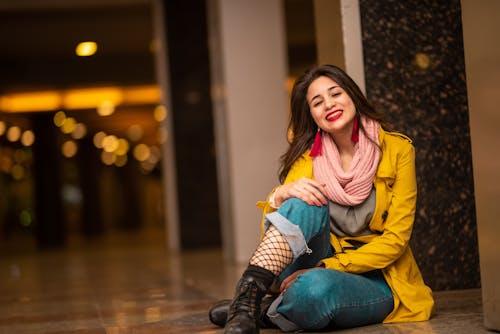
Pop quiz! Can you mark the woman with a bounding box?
[209,64,434,333]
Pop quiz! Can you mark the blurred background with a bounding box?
[2,0,500,331]
[0,0,167,252]
[0,0,498,295]
[0,0,319,252]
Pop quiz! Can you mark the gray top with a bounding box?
[329,188,376,237]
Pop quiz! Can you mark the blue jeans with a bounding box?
[264,198,394,331]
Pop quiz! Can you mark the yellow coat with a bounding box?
[257,128,434,323]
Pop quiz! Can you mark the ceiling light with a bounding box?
[75,41,98,57]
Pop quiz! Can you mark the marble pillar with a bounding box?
[359,0,480,290]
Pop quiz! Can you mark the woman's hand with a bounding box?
[280,267,322,292]
[274,177,328,207]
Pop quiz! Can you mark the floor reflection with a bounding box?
[0,228,489,333]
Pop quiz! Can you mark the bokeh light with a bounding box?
[0,121,6,135]
[62,140,78,158]
[101,151,116,165]
[93,131,106,148]
[153,105,167,122]
[148,145,161,164]
[75,41,98,57]
[415,53,431,70]
[133,144,150,162]
[6,126,21,142]
[127,124,143,142]
[21,130,35,147]
[102,135,119,153]
[61,117,76,134]
[140,161,155,173]
[53,110,66,127]
[71,123,87,139]
[97,100,115,116]
[115,138,130,155]
[115,154,128,167]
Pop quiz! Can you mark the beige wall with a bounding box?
[208,0,289,263]
[462,0,500,330]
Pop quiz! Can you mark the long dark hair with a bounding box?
[278,64,388,183]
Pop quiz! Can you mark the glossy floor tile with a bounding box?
[0,228,491,333]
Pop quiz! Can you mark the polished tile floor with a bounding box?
[0,228,492,334]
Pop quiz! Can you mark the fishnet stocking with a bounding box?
[249,225,293,275]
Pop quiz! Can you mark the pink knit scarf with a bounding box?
[313,117,380,206]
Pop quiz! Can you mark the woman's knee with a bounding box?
[278,198,329,233]
[278,269,335,329]
[287,269,336,302]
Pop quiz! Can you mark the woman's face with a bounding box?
[306,76,356,136]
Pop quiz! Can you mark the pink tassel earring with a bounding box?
[351,116,359,143]
[309,129,323,157]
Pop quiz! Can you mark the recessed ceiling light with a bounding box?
[75,41,98,57]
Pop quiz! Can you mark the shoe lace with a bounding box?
[230,277,263,317]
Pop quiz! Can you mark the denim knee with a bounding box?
[277,269,334,329]
[270,198,329,239]
[274,269,394,330]
[264,198,329,261]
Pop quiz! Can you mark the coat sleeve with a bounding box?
[322,143,417,273]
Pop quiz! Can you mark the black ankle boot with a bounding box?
[209,295,276,328]
[224,266,275,334]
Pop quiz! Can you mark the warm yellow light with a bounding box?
[124,86,161,105]
[71,123,87,139]
[97,100,115,116]
[127,124,143,142]
[53,111,66,127]
[64,87,123,110]
[93,131,106,148]
[153,105,167,122]
[115,138,130,155]
[133,144,150,162]
[0,121,5,135]
[148,145,161,164]
[75,41,97,57]
[0,85,159,113]
[61,117,76,134]
[102,135,119,153]
[6,126,21,142]
[101,151,116,166]
[0,91,62,113]
[62,140,78,158]
[21,130,35,146]
[115,154,128,167]
[415,53,431,70]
